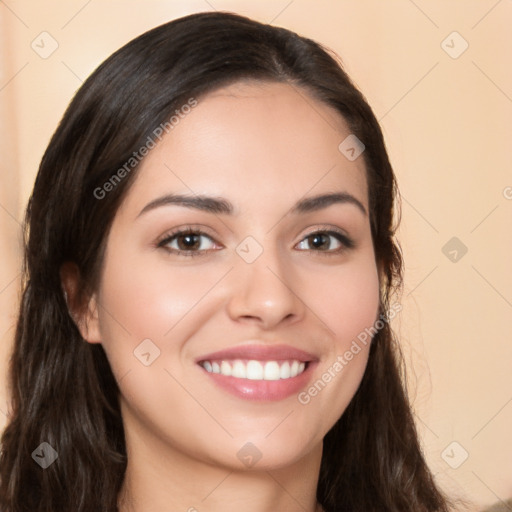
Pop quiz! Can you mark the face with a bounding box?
[82,81,380,471]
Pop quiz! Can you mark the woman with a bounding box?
[0,11,450,512]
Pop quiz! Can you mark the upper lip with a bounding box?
[196,343,318,363]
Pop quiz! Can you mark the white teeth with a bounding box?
[232,360,246,378]
[246,360,263,380]
[201,359,307,380]
[263,361,280,381]
[220,361,232,377]
[279,361,291,379]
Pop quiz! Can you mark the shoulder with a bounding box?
[480,500,512,512]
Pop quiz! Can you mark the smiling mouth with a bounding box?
[199,359,308,381]
[196,343,317,400]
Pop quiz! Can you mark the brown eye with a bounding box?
[175,233,202,250]
[158,230,219,254]
[295,230,354,252]
[305,233,332,251]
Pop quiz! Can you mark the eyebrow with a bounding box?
[291,192,367,216]
[137,191,367,218]
[137,194,232,217]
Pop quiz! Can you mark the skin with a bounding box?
[69,81,380,512]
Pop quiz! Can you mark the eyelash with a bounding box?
[156,227,355,257]
[296,229,355,255]
[156,227,220,258]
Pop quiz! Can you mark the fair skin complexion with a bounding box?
[67,81,380,512]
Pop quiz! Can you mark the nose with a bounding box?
[226,247,305,330]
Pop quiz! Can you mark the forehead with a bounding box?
[122,81,368,215]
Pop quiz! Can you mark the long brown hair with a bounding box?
[0,11,449,511]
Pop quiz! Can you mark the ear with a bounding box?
[60,262,102,344]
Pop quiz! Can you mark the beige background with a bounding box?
[1,1,511,510]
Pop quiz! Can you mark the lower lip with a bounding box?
[200,363,316,401]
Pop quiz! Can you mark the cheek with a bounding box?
[93,249,229,428]
[96,248,226,348]
[293,255,380,424]
[93,241,235,407]
[303,255,381,347]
